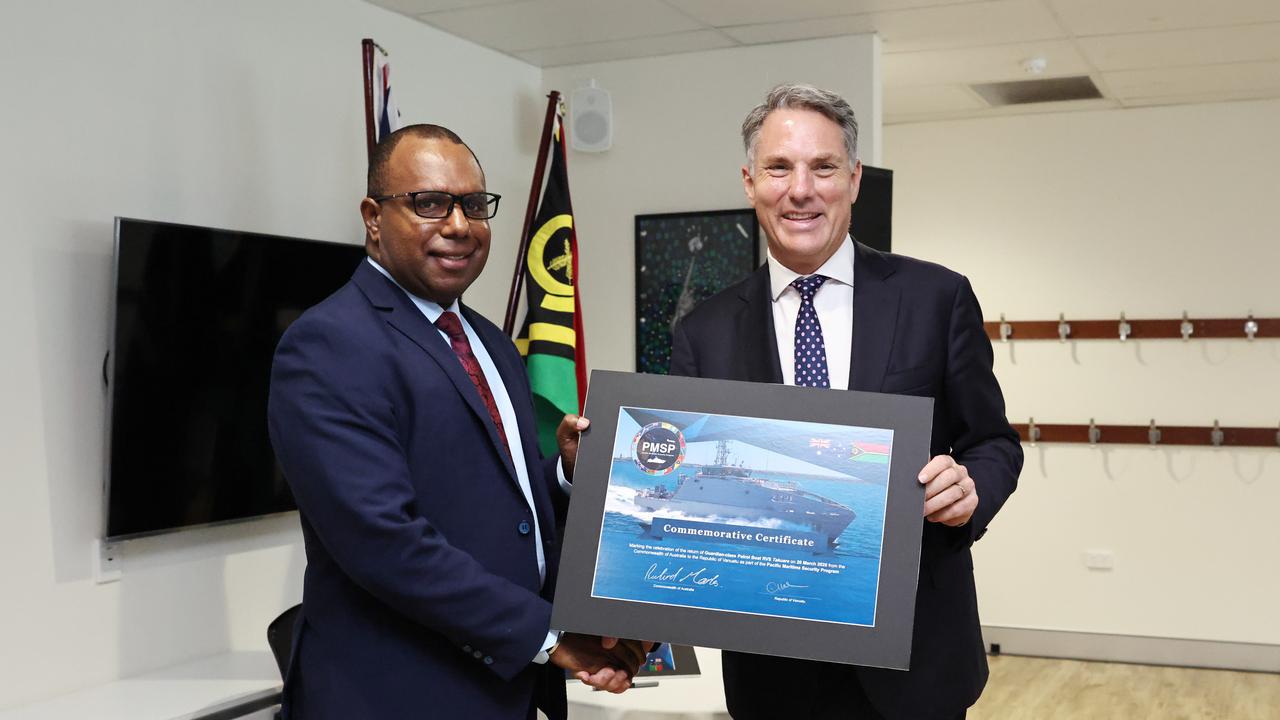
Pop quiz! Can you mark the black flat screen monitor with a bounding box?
[106,217,365,540]
[850,165,892,253]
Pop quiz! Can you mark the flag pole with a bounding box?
[503,91,561,336]
[361,39,377,162]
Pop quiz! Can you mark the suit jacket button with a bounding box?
[483,656,494,665]
[463,645,472,653]
[473,650,483,659]
[518,520,531,535]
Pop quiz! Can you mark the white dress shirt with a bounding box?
[767,236,856,389]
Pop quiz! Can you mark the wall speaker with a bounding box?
[569,85,612,153]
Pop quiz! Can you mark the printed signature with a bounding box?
[765,580,810,595]
[645,563,721,587]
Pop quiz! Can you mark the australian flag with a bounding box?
[372,53,400,142]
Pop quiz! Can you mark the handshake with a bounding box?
[548,633,657,694]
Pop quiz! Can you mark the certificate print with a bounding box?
[590,406,893,626]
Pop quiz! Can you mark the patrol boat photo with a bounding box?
[635,440,856,545]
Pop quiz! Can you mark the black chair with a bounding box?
[267,603,302,680]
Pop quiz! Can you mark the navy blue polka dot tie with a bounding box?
[792,275,830,388]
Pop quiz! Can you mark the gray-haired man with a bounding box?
[670,84,1022,719]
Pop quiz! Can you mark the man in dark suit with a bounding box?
[670,85,1023,719]
[268,124,644,719]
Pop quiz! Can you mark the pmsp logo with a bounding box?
[631,422,685,475]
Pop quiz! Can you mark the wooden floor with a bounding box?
[970,655,1280,720]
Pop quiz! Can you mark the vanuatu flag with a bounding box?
[515,107,586,456]
[849,441,891,464]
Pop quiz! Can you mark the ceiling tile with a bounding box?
[1077,23,1280,72]
[720,15,877,45]
[1104,61,1280,100]
[872,0,1068,53]
[419,0,706,53]
[514,29,737,66]
[1121,90,1280,109]
[368,0,524,15]
[1049,0,1280,36]
[885,95,1117,124]
[723,0,1067,53]
[884,83,986,117]
[664,0,980,27]
[884,40,1089,86]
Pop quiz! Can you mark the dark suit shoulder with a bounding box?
[865,245,966,289]
[676,265,767,333]
[274,280,396,372]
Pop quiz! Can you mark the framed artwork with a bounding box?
[635,209,759,375]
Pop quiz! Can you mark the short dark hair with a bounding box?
[366,124,483,197]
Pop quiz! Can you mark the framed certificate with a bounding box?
[552,370,932,670]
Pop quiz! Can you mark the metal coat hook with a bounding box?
[1147,419,1161,446]
[1210,420,1224,447]
[1087,418,1101,445]
[999,314,1013,343]
[1057,313,1071,343]
[1180,311,1193,341]
[1119,312,1132,342]
[1245,312,1258,340]
[1027,417,1041,445]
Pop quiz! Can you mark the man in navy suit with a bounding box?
[670,85,1023,719]
[268,124,644,719]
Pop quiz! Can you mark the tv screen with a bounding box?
[106,217,366,540]
[850,165,892,253]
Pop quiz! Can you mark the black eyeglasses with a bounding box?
[371,190,501,220]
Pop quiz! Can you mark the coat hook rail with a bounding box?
[1010,421,1280,448]
[985,315,1279,342]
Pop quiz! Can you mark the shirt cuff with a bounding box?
[532,629,562,665]
[557,459,573,496]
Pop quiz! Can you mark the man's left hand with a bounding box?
[556,414,590,480]
[919,455,978,527]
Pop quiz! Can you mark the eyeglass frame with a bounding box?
[370,190,502,220]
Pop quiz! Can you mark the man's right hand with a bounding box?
[548,633,647,693]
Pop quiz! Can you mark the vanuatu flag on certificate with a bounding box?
[850,441,891,464]
[515,108,586,455]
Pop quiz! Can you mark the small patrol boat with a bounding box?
[635,440,855,544]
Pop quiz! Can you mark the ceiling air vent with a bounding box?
[971,75,1102,106]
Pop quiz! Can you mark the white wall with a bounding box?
[542,35,881,375]
[0,0,542,707]
[884,100,1280,645]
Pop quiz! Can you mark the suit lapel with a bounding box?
[740,264,784,384]
[850,242,900,392]
[352,263,519,483]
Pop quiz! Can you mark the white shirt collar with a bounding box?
[366,257,460,321]
[766,235,856,302]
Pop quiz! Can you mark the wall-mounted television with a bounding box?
[105,217,366,540]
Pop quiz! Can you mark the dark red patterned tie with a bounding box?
[435,311,511,458]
